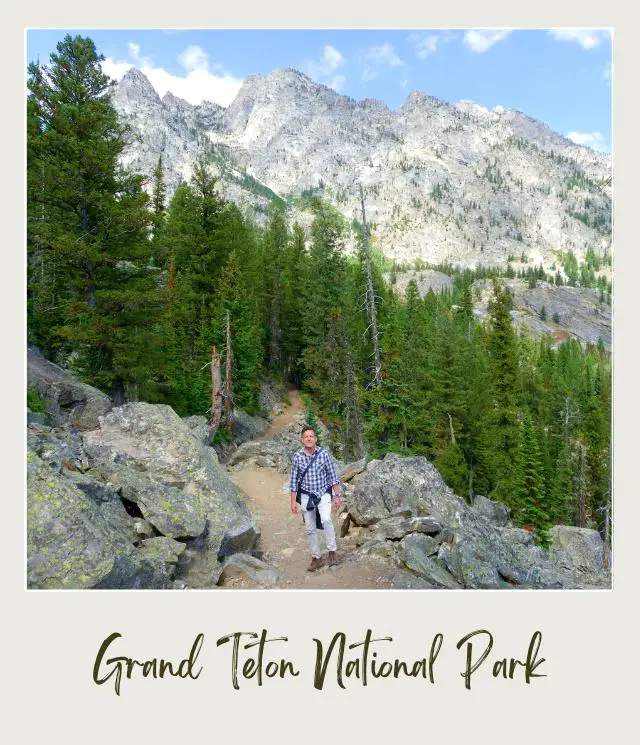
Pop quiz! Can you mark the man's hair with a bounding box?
[301,426,316,437]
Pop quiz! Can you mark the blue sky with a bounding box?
[27,28,612,152]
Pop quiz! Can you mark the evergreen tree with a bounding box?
[513,413,551,546]
[263,202,289,373]
[280,222,307,386]
[485,280,520,500]
[27,35,162,402]
[150,156,167,260]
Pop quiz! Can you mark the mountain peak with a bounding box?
[117,67,160,102]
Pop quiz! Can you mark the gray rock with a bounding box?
[27,452,169,589]
[549,526,604,572]
[388,571,436,589]
[133,519,157,540]
[82,402,259,585]
[137,536,186,570]
[402,537,462,589]
[183,415,215,446]
[27,425,89,474]
[218,517,261,559]
[231,408,269,443]
[85,456,208,539]
[258,379,288,421]
[440,541,505,589]
[27,409,51,427]
[347,453,465,526]
[27,346,112,430]
[500,527,535,547]
[472,494,510,527]
[339,459,366,482]
[227,414,333,474]
[219,553,284,585]
[374,515,442,540]
[348,453,610,589]
[401,533,442,559]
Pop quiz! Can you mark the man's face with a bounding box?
[302,429,317,449]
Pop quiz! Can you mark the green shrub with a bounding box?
[27,385,48,414]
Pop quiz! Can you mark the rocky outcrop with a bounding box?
[472,279,612,351]
[27,346,112,430]
[345,453,610,589]
[82,403,258,587]
[27,398,261,589]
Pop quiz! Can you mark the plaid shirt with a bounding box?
[289,446,339,496]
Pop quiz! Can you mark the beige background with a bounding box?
[4,3,636,742]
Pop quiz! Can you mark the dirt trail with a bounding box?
[226,389,393,589]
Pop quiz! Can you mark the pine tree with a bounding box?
[150,156,167,261]
[280,222,307,386]
[263,202,289,373]
[27,35,163,402]
[513,413,551,546]
[485,280,520,499]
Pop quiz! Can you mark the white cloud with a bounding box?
[399,79,409,89]
[178,45,210,72]
[549,28,610,49]
[464,29,511,53]
[567,131,608,152]
[102,58,135,81]
[408,33,439,59]
[101,43,243,107]
[323,45,345,70]
[365,43,404,67]
[302,44,347,89]
[361,67,378,82]
[127,42,141,60]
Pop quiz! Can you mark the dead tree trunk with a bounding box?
[223,310,233,432]
[340,317,364,460]
[210,345,222,431]
[447,413,456,444]
[359,183,382,387]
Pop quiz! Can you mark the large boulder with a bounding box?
[27,452,173,589]
[348,453,610,589]
[219,554,284,586]
[27,346,112,430]
[549,526,605,573]
[230,408,269,443]
[82,403,259,587]
[347,453,460,526]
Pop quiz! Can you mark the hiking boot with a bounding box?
[307,557,323,572]
[327,551,338,566]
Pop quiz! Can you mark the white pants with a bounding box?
[302,491,337,559]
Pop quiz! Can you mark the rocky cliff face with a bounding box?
[111,66,611,269]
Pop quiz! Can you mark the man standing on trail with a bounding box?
[290,426,341,572]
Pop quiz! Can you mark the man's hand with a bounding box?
[290,492,299,515]
[332,492,341,512]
